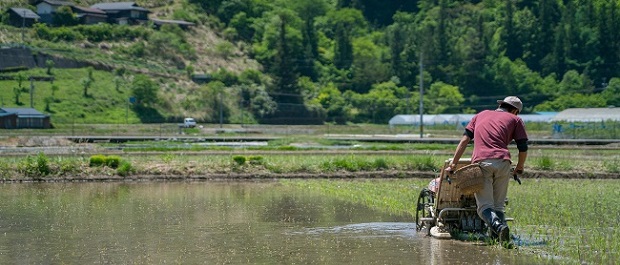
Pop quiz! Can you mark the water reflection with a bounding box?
[0,181,541,264]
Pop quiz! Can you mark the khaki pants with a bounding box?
[474,159,512,216]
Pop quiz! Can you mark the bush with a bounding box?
[105,155,121,169]
[89,155,107,167]
[248,155,263,165]
[17,153,50,178]
[233,155,246,165]
[117,161,134,177]
[36,153,51,176]
[58,158,80,175]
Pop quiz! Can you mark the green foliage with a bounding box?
[372,158,389,169]
[35,153,51,176]
[17,153,50,178]
[89,155,123,169]
[117,161,134,176]
[52,6,79,27]
[131,75,159,107]
[604,160,620,173]
[426,82,464,114]
[4,0,620,125]
[248,155,264,165]
[408,156,437,171]
[0,160,8,179]
[105,155,122,169]
[89,155,107,167]
[232,155,246,165]
[535,156,554,170]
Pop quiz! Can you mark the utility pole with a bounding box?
[21,10,25,43]
[419,52,424,138]
[29,76,34,108]
[219,92,223,128]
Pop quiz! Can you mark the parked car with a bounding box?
[183,118,196,128]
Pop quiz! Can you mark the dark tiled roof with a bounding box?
[38,0,74,7]
[72,6,106,15]
[0,108,47,117]
[9,8,41,19]
[91,2,150,12]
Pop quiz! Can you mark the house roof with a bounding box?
[0,107,48,117]
[72,6,107,15]
[37,0,74,7]
[91,2,150,12]
[0,112,17,118]
[9,8,41,19]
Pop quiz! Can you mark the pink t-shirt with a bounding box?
[465,110,528,163]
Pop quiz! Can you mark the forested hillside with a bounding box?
[1,0,620,124]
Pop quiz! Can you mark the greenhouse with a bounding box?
[388,113,556,127]
[550,107,620,122]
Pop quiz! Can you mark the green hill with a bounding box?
[1,0,620,125]
[0,0,262,124]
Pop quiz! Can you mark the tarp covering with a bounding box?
[389,112,557,126]
[550,108,620,122]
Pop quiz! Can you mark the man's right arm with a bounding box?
[515,139,528,174]
[447,133,471,172]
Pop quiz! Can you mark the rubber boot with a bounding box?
[481,209,509,243]
[495,211,510,243]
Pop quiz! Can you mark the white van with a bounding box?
[183,118,197,128]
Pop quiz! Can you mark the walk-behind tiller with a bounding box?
[415,158,517,239]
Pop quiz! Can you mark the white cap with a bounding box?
[497,96,523,112]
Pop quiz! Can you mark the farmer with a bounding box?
[445,96,528,243]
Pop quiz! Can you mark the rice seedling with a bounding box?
[284,178,620,265]
[535,156,554,170]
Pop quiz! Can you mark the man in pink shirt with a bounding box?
[445,96,528,243]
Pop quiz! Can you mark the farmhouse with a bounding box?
[8,1,194,30]
[91,2,150,25]
[0,108,51,129]
[71,6,108,25]
[35,0,73,24]
[6,8,40,28]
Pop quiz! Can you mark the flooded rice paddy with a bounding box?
[0,181,543,264]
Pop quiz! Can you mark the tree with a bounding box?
[426,81,464,114]
[80,77,92,97]
[131,75,158,107]
[349,35,390,93]
[291,0,328,80]
[51,84,59,97]
[52,6,78,26]
[387,11,416,86]
[13,87,21,105]
[328,8,366,70]
[45,59,54,75]
[602,77,620,107]
[113,76,123,93]
[309,82,349,123]
[44,96,53,112]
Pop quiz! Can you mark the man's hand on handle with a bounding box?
[512,167,523,185]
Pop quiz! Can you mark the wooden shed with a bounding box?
[0,108,51,129]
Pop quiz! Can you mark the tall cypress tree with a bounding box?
[334,23,353,70]
[598,1,620,80]
[272,16,299,105]
[503,0,522,60]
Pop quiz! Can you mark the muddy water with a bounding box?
[0,181,539,264]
